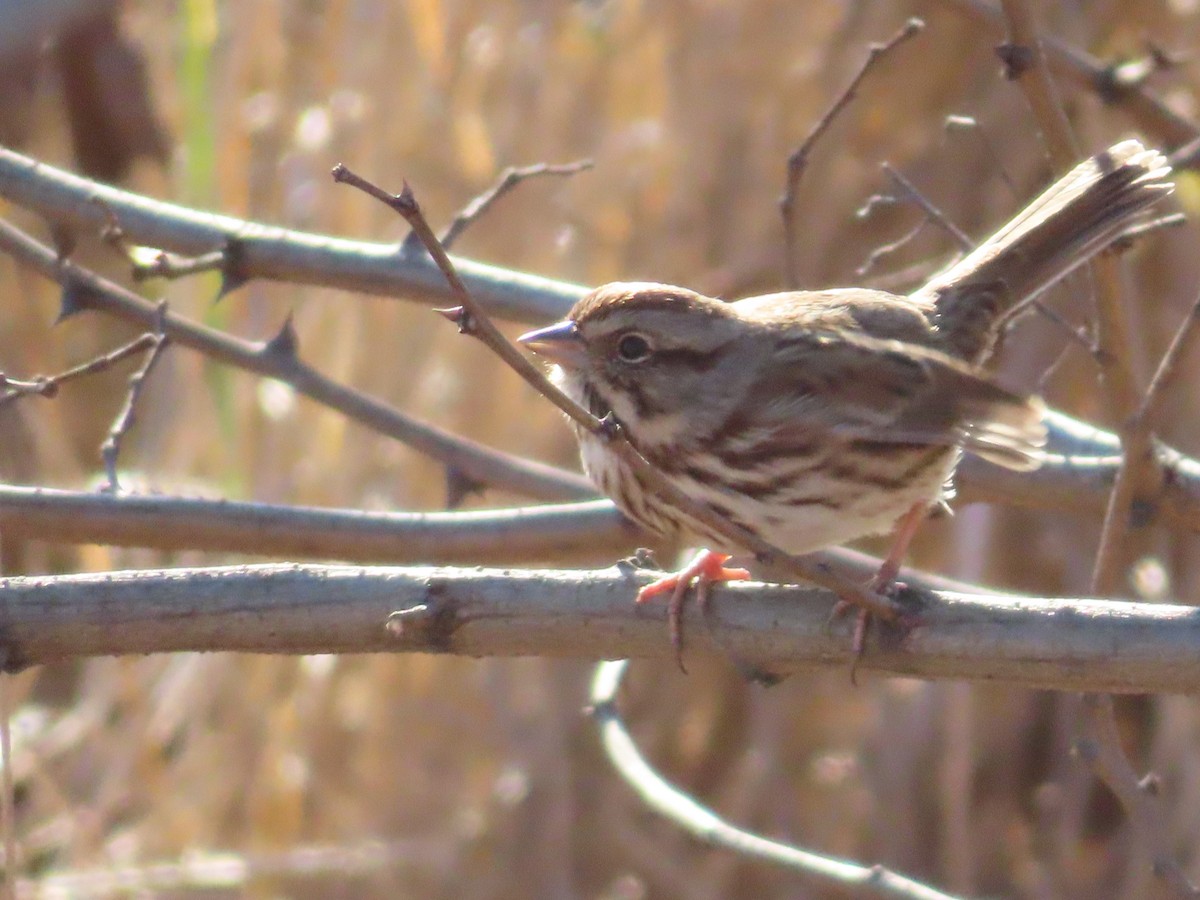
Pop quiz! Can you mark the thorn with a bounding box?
[435,305,474,335]
[398,181,417,213]
[597,412,622,440]
[995,42,1034,80]
[263,312,299,359]
[445,466,485,509]
[57,281,89,322]
[217,237,249,301]
[217,269,249,301]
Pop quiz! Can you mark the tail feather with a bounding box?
[913,140,1174,362]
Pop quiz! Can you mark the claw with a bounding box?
[635,550,749,604]
[635,550,750,672]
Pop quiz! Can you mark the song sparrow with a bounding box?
[519,140,1173,655]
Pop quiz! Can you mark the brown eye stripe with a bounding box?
[638,346,727,372]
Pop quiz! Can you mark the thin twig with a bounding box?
[856,219,929,278]
[1091,291,1200,604]
[780,17,924,287]
[943,114,1018,195]
[332,165,901,623]
[99,304,170,492]
[1075,694,1200,898]
[0,333,158,407]
[881,163,973,250]
[1112,212,1188,246]
[589,660,965,900]
[432,159,593,252]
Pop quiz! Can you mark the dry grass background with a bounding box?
[4,0,1200,897]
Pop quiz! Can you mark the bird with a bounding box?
[518,140,1174,661]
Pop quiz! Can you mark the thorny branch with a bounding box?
[0,215,594,503]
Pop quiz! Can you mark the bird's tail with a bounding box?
[913,140,1174,362]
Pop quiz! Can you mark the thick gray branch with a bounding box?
[0,145,587,324]
[0,485,639,565]
[1,564,1198,693]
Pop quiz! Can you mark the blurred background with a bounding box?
[2,0,1200,897]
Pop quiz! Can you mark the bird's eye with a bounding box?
[616,333,653,363]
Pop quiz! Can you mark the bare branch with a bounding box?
[880,163,972,249]
[0,215,593,503]
[0,484,1008,596]
[996,0,1079,167]
[780,17,925,287]
[1076,694,1200,898]
[1,565,1199,693]
[99,303,169,492]
[0,486,645,566]
[0,145,587,325]
[434,159,593,251]
[590,660,964,900]
[0,332,157,407]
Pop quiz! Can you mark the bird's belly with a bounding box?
[579,432,957,555]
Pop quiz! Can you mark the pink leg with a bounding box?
[869,502,929,592]
[836,502,930,684]
[636,549,750,672]
[636,549,750,604]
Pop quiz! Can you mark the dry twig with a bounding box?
[432,159,593,251]
[942,0,1200,150]
[780,18,924,287]
[0,332,158,408]
[99,303,170,492]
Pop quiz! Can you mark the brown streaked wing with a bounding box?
[720,329,1044,471]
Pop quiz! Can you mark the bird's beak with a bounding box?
[517,319,587,369]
